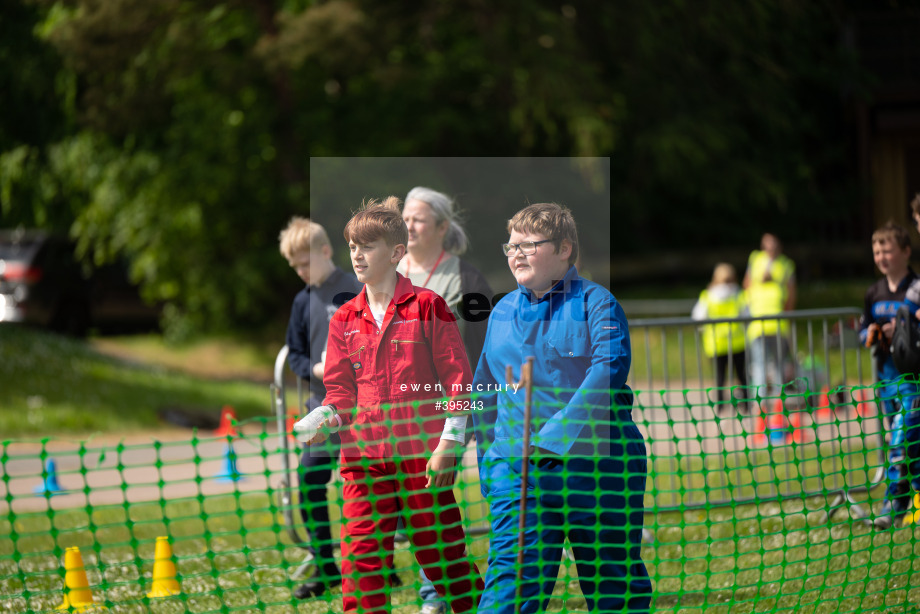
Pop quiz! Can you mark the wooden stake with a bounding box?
[507,357,535,614]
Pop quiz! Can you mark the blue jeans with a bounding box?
[878,357,920,499]
[877,366,920,500]
[885,401,920,502]
[418,569,440,603]
[749,335,791,398]
[477,429,652,614]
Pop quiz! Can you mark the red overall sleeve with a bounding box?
[322,315,357,426]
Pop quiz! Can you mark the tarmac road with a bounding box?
[0,388,886,517]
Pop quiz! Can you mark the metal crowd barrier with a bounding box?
[269,345,312,552]
[628,307,887,523]
[272,307,894,537]
[627,307,867,393]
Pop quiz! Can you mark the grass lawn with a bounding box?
[3,478,920,614]
[0,420,914,613]
[0,326,272,439]
[3,293,919,613]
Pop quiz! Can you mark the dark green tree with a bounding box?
[0,0,876,333]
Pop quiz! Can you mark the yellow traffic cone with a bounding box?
[57,546,106,611]
[904,494,920,526]
[147,536,181,598]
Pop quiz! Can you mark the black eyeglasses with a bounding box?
[501,239,553,256]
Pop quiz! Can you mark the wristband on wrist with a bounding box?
[323,405,343,431]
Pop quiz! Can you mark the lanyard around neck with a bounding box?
[408,249,446,289]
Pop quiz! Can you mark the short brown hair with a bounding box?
[872,221,911,250]
[278,217,330,262]
[344,196,408,247]
[507,202,578,265]
[910,193,920,218]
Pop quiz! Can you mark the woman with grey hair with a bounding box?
[397,186,493,614]
[398,186,492,367]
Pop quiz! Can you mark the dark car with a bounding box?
[0,229,160,336]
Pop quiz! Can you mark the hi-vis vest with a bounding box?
[746,251,794,339]
[698,289,747,357]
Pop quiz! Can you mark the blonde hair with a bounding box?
[344,196,408,247]
[507,202,579,265]
[710,263,737,287]
[278,217,330,262]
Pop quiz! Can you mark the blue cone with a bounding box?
[214,444,244,482]
[33,458,63,496]
[769,428,789,445]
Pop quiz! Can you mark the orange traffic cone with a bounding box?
[286,407,299,442]
[813,387,832,422]
[855,388,875,418]
[57,546,106,611]
[790,411,813,443]
[147,536,181,598]
[749,404,768,447]
[213,406,238,437]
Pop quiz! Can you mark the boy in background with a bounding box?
[295,197,483,614]
[858,222,918,529]
[279,217,361,598]
[879,199,920,530]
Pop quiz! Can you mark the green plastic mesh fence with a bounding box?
[1,384,919,614]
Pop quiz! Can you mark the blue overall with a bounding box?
[471,266,652,613]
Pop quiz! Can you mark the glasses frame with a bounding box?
[501,239,553,256]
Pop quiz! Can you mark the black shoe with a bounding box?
[294,571,341,600]
[874,497,910,530]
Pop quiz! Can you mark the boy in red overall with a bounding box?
[295,197,483,614]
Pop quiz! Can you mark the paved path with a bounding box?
[1,392,886,516]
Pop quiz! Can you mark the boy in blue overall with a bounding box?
[470,203,653,613]
[858,222,919,529]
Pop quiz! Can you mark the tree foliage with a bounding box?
[0,0,874,333]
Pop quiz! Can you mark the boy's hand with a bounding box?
[881,319,896,340]
[293,405,340,445]
[302,416,338,446]
[529,446,562,470]
[866,323,880,348]
[426,441,458,488]
[312,361,325,379]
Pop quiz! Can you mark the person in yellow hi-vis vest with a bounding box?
[692,263,749,414]
[743,233,797,399]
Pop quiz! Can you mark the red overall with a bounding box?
[323,273,483,613]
